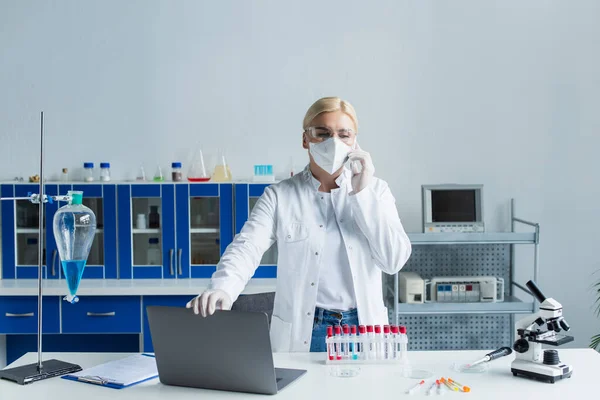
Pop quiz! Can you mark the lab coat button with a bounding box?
[307,312,311,316]
[319,225,323,228]
[304,341,308,345]
[287,235,291,239]
[340,219,344,223]
[311,282,315,286]
[315,252,319,256]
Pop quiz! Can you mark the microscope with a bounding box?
[511,280,574,383]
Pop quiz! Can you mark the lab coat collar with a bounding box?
[302,165,350,192]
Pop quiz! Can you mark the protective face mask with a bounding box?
[309,137,354,175]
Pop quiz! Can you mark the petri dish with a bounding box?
[404,368,434,379]
[451,362,490,373]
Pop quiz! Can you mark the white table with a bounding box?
[1,349,597,399]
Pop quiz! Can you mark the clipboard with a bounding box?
[62,353,158,389]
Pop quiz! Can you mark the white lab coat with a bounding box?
[210,166,412,352]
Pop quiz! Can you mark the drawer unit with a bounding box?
[61,296,141,333]
[0,296,60,334]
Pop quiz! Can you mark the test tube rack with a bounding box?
[325,324,409,365]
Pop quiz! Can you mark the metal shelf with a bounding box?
[132,228,161,234]
[190,228,220,234]
[407,232,536,245]
[395,296,534,315]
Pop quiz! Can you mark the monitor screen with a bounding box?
[431,190,476,222]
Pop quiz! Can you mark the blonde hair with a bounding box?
[302,97,358,131]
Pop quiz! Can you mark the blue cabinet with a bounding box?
[118,183,233,279]
[234,184,277,278]
[62,296,141,334]
[0,183,117,280]
[0,296,60,334]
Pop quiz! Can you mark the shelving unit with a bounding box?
[389,200,539,349]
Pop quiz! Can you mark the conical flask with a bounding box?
[187,146,210,182]
[53,191,97,303]
[211,151,232,182]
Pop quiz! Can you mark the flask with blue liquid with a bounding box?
[53,190,96,303]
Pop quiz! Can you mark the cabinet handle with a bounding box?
[169,249,174,276]
[86,312,116,317]
[5,312,34,317]
[52,250,58,276]
[177,249,183,275]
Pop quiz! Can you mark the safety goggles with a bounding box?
[304,126,357,144]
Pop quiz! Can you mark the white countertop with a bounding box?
[0,279,276,296]
[1,349,596,399]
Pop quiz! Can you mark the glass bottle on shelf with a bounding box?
[153,166,164,182]
[53,191,96,304]
[147,238,161,265]
[136,165,146,181]
[100,163,111,182]
[187,146,210,182]
[149,206,160,229]
[211,151,232,182]
[172,162,183,182]
[83,162,94,182]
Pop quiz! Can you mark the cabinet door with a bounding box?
[118,184,176,279]
[234,184,277,278]
[56,184,118,280]
[179,183,233,279]
[1,184,49,279]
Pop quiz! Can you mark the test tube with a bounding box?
[366,325,374,360]
[358,325,367,360]
[334,325,342,360]
[374,325,382,360]
[342,325,350,360]
[383,325,391,360]
[399,326,408,362]
[350,325,358,360]
[390,325,399,360]
[326,326,334,361]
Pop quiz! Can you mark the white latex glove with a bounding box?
[186,289,232,317]
[347,143,375,194]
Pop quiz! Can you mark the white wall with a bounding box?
[1,1,599,348]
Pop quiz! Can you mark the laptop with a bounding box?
[146,306,306,395]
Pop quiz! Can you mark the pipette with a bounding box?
[465,346,513,368]
[405,380,425,394]
[441,377,458,392]
[426,381,437,395]
[436,379,444,395]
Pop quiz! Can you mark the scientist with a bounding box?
[187,97,412,352]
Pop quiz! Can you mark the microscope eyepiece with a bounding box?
[559,318,570,332]
[526,280,547,303]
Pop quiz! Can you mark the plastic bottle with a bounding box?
[61,168,69,182]
[136,213,147,229]
[83,163,94,182]
[147,238,161,265]
[53,191,96,304]
[100,163,111,182]
[171,162,183,182]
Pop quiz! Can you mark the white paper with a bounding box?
[68,354,158,386]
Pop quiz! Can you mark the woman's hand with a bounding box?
[347,143,375,194]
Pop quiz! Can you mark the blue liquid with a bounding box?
[61,260,87,296]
